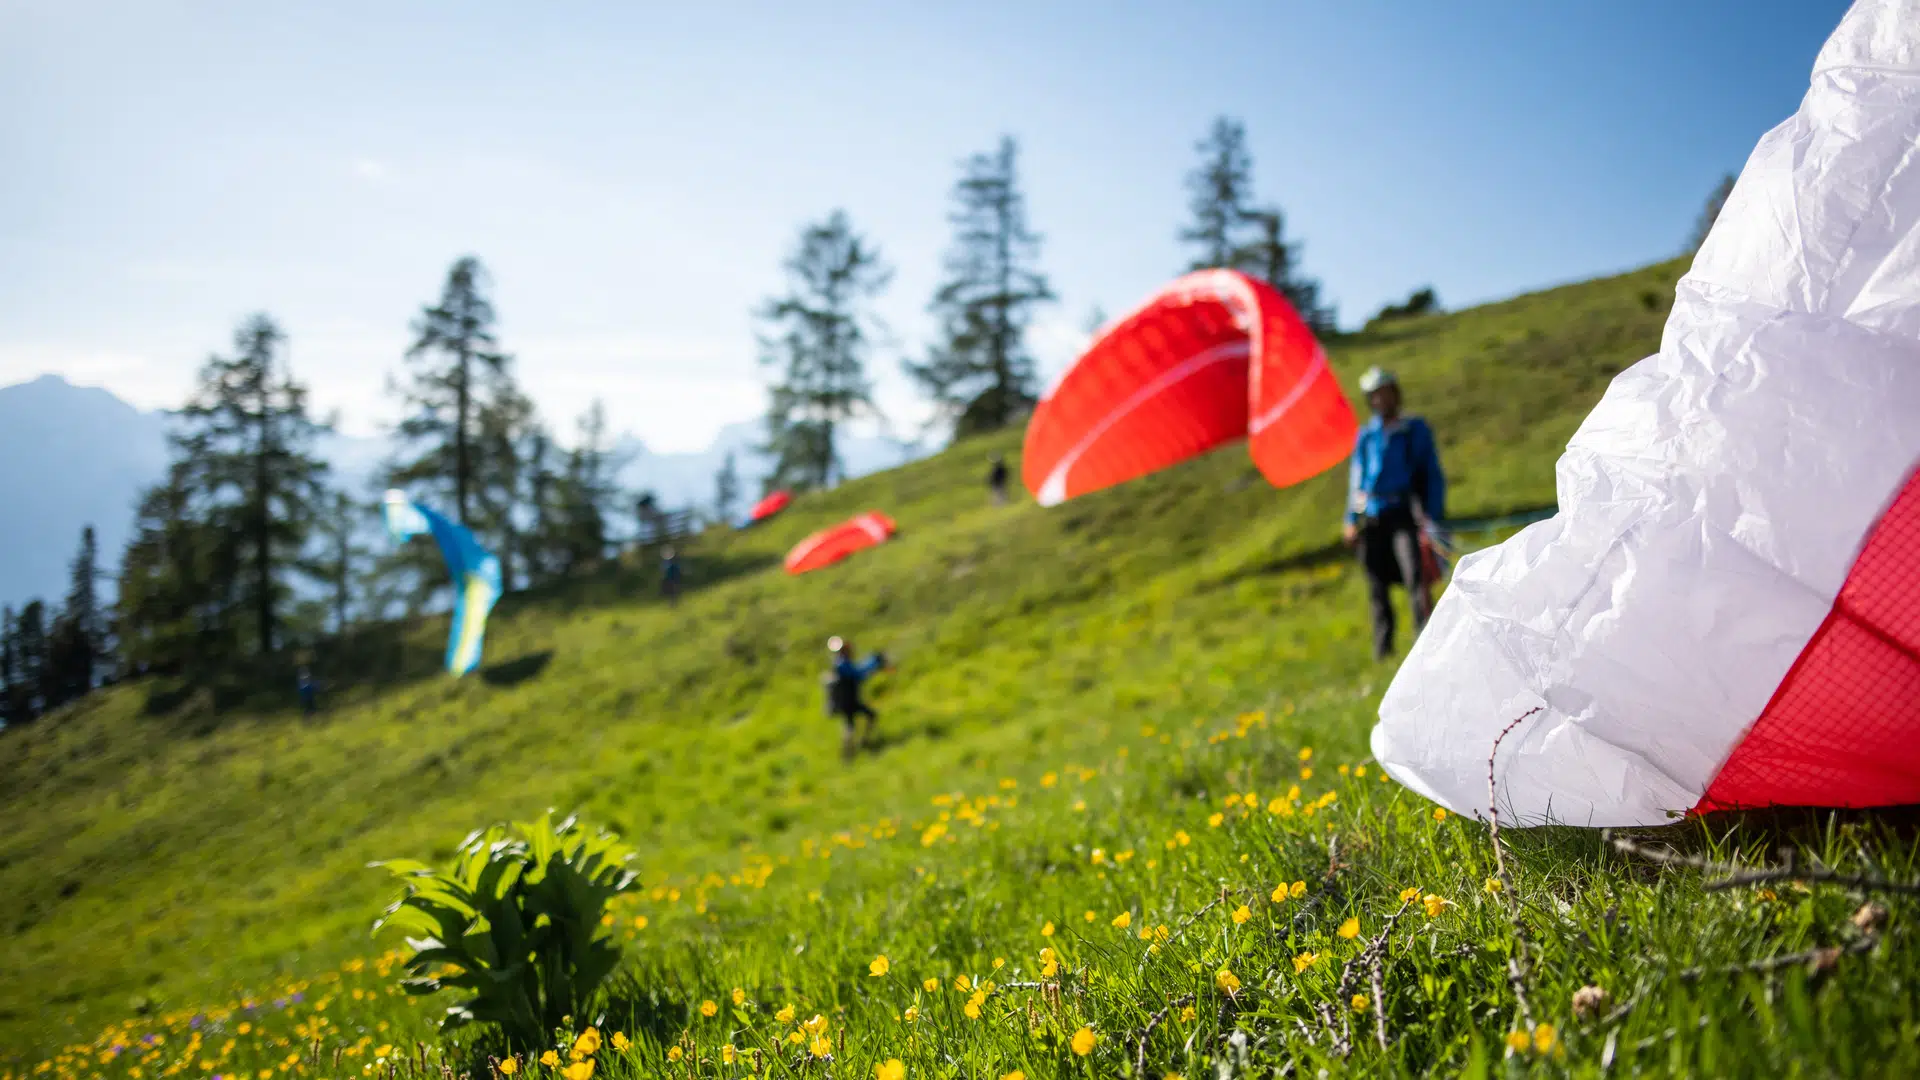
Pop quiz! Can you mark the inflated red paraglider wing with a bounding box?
[750,490,793,522]
[1246,287,1356,489]
[784,511,895,575]
[1022,269,1354,506]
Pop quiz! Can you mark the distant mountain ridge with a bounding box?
[0,375,927,610]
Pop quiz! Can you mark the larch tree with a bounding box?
[757,210,891,491]
[908,135,1056,438]
[1181,116,1337,334]
[391,256,514,526]
[171,313,331,655]
[713,451,740,525]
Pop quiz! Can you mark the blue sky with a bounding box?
[1,1,1850,451]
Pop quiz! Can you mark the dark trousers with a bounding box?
[1359,507,1430,660]
[837,701,877,759]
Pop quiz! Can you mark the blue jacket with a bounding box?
[1345,415,1445,525]
[834,655,883,686]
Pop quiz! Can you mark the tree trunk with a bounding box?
[456,345,471,525]
[255,389,275,654]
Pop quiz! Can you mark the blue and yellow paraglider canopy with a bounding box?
[382,489,502,677]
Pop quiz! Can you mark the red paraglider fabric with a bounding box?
[784,511,896,575]
[1022,269,1354,505]
[750,490,793,522]
[1696,465,1920,812]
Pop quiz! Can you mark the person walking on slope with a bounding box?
[824,635,888,761]
[661,546,683,607]
[987,454,1010,506]
[1341,367,1446,662]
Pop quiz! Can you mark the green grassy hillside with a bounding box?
[6,257,1917,1079]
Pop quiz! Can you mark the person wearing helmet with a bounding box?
[1342,366,1446,661]
[823,635,888,760]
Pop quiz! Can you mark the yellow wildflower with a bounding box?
[1040,947,1059,978]
[632,915,648,930]
[1216,967,1241,994]
[1355,765,1367,778]
[1533,1023,1557,1054]
[498,1058,519,1075]
[964,990,987,1019]
[564,1061,594,1080]
[1432,807,1448,822]
[1290,880,1307,898]
[776,1004,797,1024]
[1300,767,1313,780]
[1485,877,1504,895]
[1270,883,1290,902]
[904,1004,921,1022]
[722,1046,737,1065]
[808,1034,832,1058]
[542,1051,561,1067]
[1398,886,1421,905]
[1002,1072,1027,1080]
[804,1014,830,1035]
[700,1000,719,1017]
[1041,771,1058,787]
[732,987,746,1005]
[610,1033,631,1053]
[1041,920,1055,937]
[1084,910,1097,923]
[1071,1027,1097,1056]
[954,975,971,991]
[1208,813,1224,828]
[1292,951,1318,973]
[869,955,890,977]
[1422,894,1449,918]
[1179,1005,1197,1023]
[1504,1031,1530,1054]
[786,1031,805,1046]
[574,1028,602,1057]
[1337,917,1360,939]
[1351,994,1369,1013]
[1299,747,1313,761]
[1338,764,1351,777]
[1231,905,1252,925]
[1174,830,1191,846]
[923,977,941,993]
[1112,911,1132,929]
[876,1059,905,1080]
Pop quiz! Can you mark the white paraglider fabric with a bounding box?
[1372,0,1920,827]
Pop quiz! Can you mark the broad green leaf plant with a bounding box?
[371,812,638,1050]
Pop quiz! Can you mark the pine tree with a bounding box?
[757,210,891,491]
[521,427,558,587]
[909,136,1056,438]
[1181,116,1336,333]
[391,256,514,525]
[713,452,740,524]
[0,607,20,727]
[554,401,621,573]
[1182,117,1258,270]
[1690,173,1737,252]
[172,314,332,655]
[117,463,238,675]
[46,525,103,705]
[6,601,49,723]
[473,382,540,589]
[313,491,367,635]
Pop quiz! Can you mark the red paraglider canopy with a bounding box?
[1022,269,1356,506]
[749,489,793,522]
[785,511,897,575]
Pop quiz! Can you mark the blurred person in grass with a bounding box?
[1341,366,1447,662]
[823,635,889,760]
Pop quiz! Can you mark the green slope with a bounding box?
[10,257,1913,1079]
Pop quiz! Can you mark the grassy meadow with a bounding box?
[6,256,1918,1078]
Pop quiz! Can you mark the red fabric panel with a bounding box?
[1247,291,1357,488]
[1697,465,1920,811]
[784,511,895,575]
[750,490,792,521]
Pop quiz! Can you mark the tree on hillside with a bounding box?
[171,313,332,655]
[757,210,891,491]
[908,136,1056,438]
[1180,116,1336,333]
[312,491,368,635]
[550,401,624,574]
[713,451,740,525]
[473,382,541,589]
[391,256,514,525]
[1690,173,1737,252]
[45,525,105,706]
[117,463,242,674]
[1367,286,1441,327]
[2,601,49,724]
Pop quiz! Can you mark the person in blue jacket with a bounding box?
[1341,367,1446,661]
[824,635,888,760]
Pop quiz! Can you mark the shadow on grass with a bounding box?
[482,650,554,688]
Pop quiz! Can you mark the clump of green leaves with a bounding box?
[372,812,637,1050]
